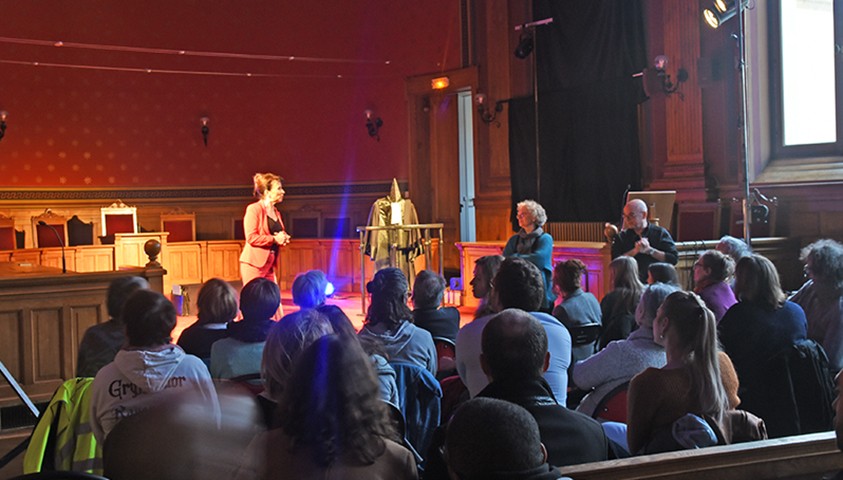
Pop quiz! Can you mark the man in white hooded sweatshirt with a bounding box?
[90,289,220,443]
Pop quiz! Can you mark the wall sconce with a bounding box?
[0,111,8,142]
[475,94,504,127]
[703,0,748,29]
[200,116,209,146]
[653,55,688,99]
[365,110,383,141]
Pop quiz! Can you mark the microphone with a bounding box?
[38,221,66,274]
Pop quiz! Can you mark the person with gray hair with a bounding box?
[411,269,461,344]
[571,282,678,417]
[445,398,561,480]
[291,269,328,310]
[716,235,752,263]
[791,239,843,373]
[503,199,555,311]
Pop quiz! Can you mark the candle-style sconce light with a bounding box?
[200,116,210,146]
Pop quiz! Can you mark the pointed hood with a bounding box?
[388,178,402,202]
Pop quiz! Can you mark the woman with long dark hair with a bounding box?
[358,267,437,375]
[599,256,645,349]
[247,335,417,479]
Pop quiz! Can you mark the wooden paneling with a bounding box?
[168,242,203,286]
[205,241,242,282]
[0,266,164,405]
[76,246,116,272]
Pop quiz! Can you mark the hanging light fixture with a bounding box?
[703,0,748,29]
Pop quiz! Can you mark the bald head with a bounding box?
[623,199,649,232]
[481,308,548,382]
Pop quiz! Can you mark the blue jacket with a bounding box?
[390,361,442,462]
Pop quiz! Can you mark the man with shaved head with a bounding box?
[611,198,678,282]
[477,308,610,467]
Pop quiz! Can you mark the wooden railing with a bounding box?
[557,431,843,480]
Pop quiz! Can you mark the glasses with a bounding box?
[622,213,640,220]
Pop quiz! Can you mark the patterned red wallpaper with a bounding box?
[0,1,461,188]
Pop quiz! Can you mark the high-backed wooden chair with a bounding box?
[160,208,196,243]
[676,201,723,242]
[67,215,94,246]
[0,213,17,250]
[32,209,68,248]
[100,200,137,244]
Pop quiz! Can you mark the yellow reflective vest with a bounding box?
[23,377,102,474]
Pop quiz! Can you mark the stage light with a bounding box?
[703,0,747,29]
[325,281,335,297]
[514,32,534,59]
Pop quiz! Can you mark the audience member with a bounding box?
[244,335,417,479]
[719,254,808,437]
[503,200,555,311]
[647,262,679,286]
[611,199,678,282]
[358,267,437,375]
[469,255,504,319]
[260,309,334,427]
[411,269,460,344]
[599,256,645,349]
[716,235,752,264]
[456,257,571,403]
[210,278,278,379]
[317,304,400,408]
[836,372,843,451]
[445,398,561,480]
[77,276,149,377]
[791,239,843,373]
[478,308,610,467]
[552,259,601,365]
[692,250,737,323]
[89,290,219,443]
[572,283,677,417]
[291,269,328,310]
[177,278,238,364]
[627,291,739,454]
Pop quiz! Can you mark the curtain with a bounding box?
[509,0,647,227]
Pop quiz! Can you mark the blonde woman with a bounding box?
[239,173,291,289]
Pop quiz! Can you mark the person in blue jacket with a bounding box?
[504,200,554,312]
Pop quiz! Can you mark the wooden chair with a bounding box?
[31,209,67,248]
[0,213,17,250]
[160,209,196,243]
[288,207,321,238]
[67,215,94,246]
[675,201,723,242]
[99,200,137,244]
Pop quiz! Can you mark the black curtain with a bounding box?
[509,0,647,227]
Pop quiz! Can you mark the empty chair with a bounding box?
[67,216,94,247]
[160,209,196,242]
[32,209,67,248]
[99,200,137,244]
[0,213,18,250]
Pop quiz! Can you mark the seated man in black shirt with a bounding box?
[411,269,460,344]
[611,199,678,282]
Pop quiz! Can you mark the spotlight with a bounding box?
[365,110,383,141]
[325,281,335,297]
[514,32,534,59]
[703,0,747,29]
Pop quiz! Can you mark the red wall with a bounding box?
[0,1,461,187]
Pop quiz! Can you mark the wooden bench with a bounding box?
[557,432,843,480]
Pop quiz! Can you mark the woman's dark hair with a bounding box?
[365,267,412,330]
[279,335,396,466]
[106,276,149,322]
[734,254,786,310]
[647,262,679,286]
[291,270,328,309]
[317,304,386,358]
[553,259,587,294]
[240,277,280,321]
[123,290,177,347]
[196,278,238,325]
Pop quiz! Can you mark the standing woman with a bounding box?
[503,200,554,312]
[240,173,291,290]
